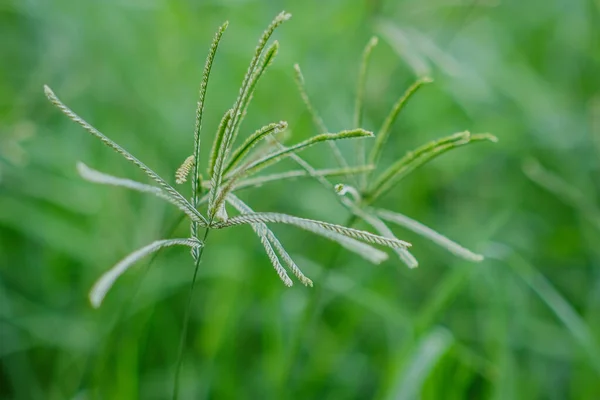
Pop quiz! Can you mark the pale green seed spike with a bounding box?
[225,120,287,174]
[89,238,203,308]
[233,164,375,191]
[231,40,280,146]
[226,129,374,181]
[191,20,228,257]
[192,20,228,204]
[76,162,207,225]
[43,85,209,227]
[368,132,498,203]
[374,208,484,262]
[175,155,195,184]
[209,11,291,221]
[208,109,232,176]
[293,63,354,183]
[293,63,328,133]
[354,36,379,129]
[226,194,313,286]
[368,76,434,168]
[213,212,411,249]
[355,36,379,189]
[352,207,419,268]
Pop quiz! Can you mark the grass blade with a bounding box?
[386,327,454,400]
[508,251,600,375]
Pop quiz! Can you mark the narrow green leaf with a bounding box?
[386,327,454,400]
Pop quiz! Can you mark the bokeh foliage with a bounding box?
[1,0,599,398]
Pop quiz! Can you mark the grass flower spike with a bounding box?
[44,12,410,307]
[290,36,497,268]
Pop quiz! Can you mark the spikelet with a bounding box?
[175,155,195,184]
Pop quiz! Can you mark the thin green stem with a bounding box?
[172,228,210,400]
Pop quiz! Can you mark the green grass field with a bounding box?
[2,1,600,398]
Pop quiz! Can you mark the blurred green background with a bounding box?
[2,0,600,398]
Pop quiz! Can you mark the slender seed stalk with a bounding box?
[172,228,210,400]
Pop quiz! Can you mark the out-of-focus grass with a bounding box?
[1,0,599,398]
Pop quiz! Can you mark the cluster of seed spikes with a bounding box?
[287,36,498,268]
[43,11,414,308]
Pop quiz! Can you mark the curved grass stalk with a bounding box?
[351,206,418,268]
[44,86,209,227]
[190,21,228,257]
[226,129,373,180]
[354,36,379,188]
[354,36,379,129]
[368,132,497,203]
[226,194,312,286]
[227,194,387,268]
[89,238,203,308]
[210,129,373,221]
[293,64,355,184]
[232,40,280,144]
[232,164,374,191]
[213,212,411,248]
[368,76,433,170]
[208,109,233,177]
[76,162,206,225]
[225,121,288,174]
[209,11,290,220]
[192,21,228,205]
[374,208,484,262]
